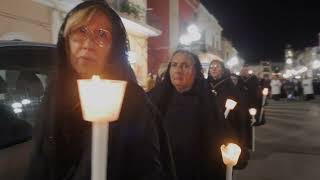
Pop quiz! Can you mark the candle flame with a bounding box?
[249,108,257,116]
[220,143,242,166]
[225,99,237,110]
[78,78,127,122]
[262,88,269,96]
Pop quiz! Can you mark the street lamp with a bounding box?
[179,24,201,46]
[179,34,193,45]
[187,24,199,34]
[226,56,239,68]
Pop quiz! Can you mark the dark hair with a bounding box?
[56,0,136,82]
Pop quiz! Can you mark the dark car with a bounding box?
[0,40,56,180]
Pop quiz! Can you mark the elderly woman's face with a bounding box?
[209,61,223,79]
[169,52,196,93]
[68,11,112,77]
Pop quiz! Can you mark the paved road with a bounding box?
[235,98,320,180]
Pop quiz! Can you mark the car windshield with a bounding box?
[0,70,47,148]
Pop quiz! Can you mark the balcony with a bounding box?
[106,1,162,37]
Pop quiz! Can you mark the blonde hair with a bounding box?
[63,5,100,38]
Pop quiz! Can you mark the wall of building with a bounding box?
[1,0,158,87]
[128,34,148,85]
[221,38,238,61]
[0,0,51,42]
[147,0,170,74]
[179,0,197,32]
[196,3,222,60]
[147,0,201,75]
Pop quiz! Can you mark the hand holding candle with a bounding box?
[224,99,237,119]
[78,75,127,180]
[221,143,241,180]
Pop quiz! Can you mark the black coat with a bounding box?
[207,75,250,169]
[25,81,169,180]
[240,75,262,111]
[233,78,254,148]
[149,80,226,180]
[239,75,263,125]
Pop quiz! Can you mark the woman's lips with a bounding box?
[79,56,97,64]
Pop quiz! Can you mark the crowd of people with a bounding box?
[25,1,275,180]
[261,74,315,101]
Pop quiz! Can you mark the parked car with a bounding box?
[0,40,56,180]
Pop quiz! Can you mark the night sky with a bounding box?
[201,0,320,64]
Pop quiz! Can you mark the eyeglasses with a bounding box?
[209,63,221,69]
[69,26,112,47]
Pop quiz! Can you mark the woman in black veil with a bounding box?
[25,1,174,180]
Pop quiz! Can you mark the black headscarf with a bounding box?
[149,49,205,114]
[56,0,136,83]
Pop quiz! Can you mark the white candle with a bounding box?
[78,75,127,180]
[259,88,269,123]
[262,88,269,97]
[249,108,257,125]
[224,99,237,119]
[249,108,257,152]
[221,143,242,180]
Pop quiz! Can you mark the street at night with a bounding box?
[1,0,319,180]
[236,97,320,180]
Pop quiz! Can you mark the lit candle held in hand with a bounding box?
[259,88,269,124]
[224,99,237,119]
[249,108,257,152]
[221,143,242,180]
[249,108,257,125]
[78,75,127,180]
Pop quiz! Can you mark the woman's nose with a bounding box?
[82,37,96,49]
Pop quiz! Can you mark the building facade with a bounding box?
[283,33,320,80]
[147,0,230,77]
[147,0,200,75]
[0,0,161,86]
[0,0,52,42]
